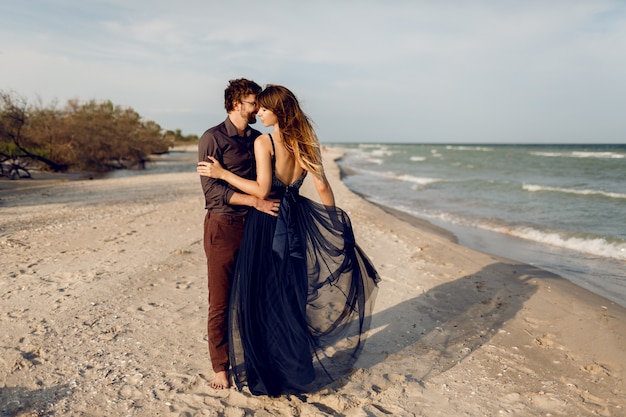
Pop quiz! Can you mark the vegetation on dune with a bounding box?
[0,90,198,179]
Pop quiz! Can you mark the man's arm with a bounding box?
[198,131,238,206]
[229,192,279,217]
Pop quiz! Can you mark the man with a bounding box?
[198,78,277,389]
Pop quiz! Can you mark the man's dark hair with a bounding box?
[224,78,262,112]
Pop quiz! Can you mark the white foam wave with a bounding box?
[445,145,493,152]
[370,149,395,157]
[532,151,625,159]
[349,144,396,162]
[477,222,626,261]
[345,148,384,165]
[523,184,626,200]
[343,166,441,186]
[395,174,440,185]
[424,210,626,261]
[367,201,626,261]
[410,156,426,162]
[506,227,626,261]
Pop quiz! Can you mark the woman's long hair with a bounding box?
[257,85,324,178]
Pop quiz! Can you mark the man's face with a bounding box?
[239,94,258,124]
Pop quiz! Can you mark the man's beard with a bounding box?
[242,109,257,124]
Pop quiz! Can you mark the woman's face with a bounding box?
[257,107,278,127]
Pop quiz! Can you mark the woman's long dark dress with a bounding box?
[228,139,380,396]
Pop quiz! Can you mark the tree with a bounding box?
[0,91,67,177]
[1,91,175,178]
[165,129,199,145]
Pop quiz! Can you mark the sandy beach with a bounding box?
[1,147,625,417]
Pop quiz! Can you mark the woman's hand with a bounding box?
[197,156,225,179]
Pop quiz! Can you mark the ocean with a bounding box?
[331,143,626,308]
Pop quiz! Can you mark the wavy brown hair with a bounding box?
[224,78,262,112]
[257,85,323,178]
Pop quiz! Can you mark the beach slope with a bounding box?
[0,148,624,416]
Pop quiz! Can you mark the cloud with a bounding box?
[1,0,625,142]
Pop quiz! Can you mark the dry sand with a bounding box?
[0,147,624,417]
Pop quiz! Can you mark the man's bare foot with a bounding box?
[211,371,230,390]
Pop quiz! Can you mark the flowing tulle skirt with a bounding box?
[228,190,380,396]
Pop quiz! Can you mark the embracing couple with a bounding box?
[197,78,380,396]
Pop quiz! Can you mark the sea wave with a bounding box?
[531,151,625,159]
[345,147,385,165]
[506,227,626,261]
[376,170,441,186]
[523,184,626,200]
[408,207,626,261]
[370,148,395,157]
[347,167,441,186]
[445,145,493,152]
[395,174,440,185]
[472,219,626,261]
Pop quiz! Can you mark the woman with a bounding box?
[197,85,380,396]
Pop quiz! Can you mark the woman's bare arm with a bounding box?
[197,136,273,199]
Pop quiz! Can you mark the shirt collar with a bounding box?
[224,116,252,139]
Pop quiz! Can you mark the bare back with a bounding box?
[260,132,335,207]
[269,134,306,186]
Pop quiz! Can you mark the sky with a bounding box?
[1,1,625,144]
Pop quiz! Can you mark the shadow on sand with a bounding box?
[0,384,74,417]
[352,261,551,383]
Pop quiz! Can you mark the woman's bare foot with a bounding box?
[211,371,230,390]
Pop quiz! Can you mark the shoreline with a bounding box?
[1,147,625,416]
[331,147,626,309]
[336,159,459,245]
